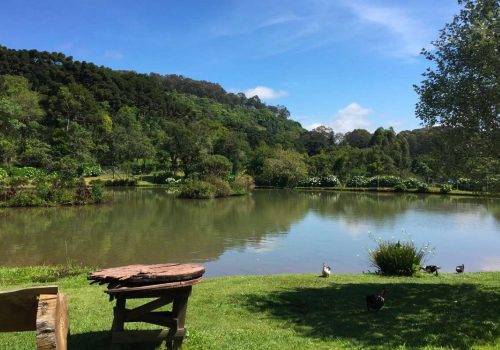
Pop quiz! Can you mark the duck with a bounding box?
[420,265,441,275]
[322,263,331,277]
[456,264,465,273]
[366,287,386,311]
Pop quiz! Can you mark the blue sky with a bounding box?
[0,0,459,133]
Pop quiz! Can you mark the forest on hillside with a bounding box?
[0,46,497,192]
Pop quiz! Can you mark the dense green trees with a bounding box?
[415,0,499,181]
[0,44,495,191]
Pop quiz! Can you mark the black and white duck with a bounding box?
[456,264,465,273]
[322,263,331,277]
[366,287,386,311]
[420,265,441,275]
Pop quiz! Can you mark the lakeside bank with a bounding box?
[1,266,499,349]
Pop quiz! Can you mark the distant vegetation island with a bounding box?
[0,45,497,204]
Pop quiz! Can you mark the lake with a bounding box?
[1,189,499,277]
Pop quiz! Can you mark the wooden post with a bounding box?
[35,293,68,350]
[170,287,191,350]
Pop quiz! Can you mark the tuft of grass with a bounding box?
[368,238,430,276]
[0,268,499,349]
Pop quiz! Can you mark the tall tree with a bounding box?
[414,0,499,177]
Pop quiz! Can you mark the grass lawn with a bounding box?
[0,267,499,349]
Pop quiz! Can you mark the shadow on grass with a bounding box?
[242,283,499,349]
[69,331,163,350]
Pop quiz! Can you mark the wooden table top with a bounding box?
[88,263,205,284]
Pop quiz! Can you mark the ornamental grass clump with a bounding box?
[369,236,431,276]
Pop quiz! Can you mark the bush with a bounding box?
[9,167,45,179]
[416,183,430,193]
[150,171,174,184]
[90,182,105,203]
[232,174,255,192]
[440,183,453,193]
[80,164,102,177]
[346,176,369,187]
[369,237,431,276]
[200,155,233,180]
[8,191,45,207]
[402,178,424,189]
[367,175,401,188]
[209,177,232,197]
[0,168,7,179]
[393,182,408,192]
[178,180,216,199]
[300,175,341,187]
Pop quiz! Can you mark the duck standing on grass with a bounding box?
[456,264,465,273]
[366,287,386,311]
[322,263,331,277]
[420,265,441,275]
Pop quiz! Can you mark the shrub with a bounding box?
[403,178,424,189]
[200,155,233,180]
[74,179,91,204]
[367,175,401,188]
[346,176,369,187]
[209,177,232,197]
[416,183,430,193]
[440,183,453,194]
[369,237,431,276]
[232,174,255,192]
[90,182,105,203]
[80,164,102,177]
[8,191,45,207]
[150,171,174,184]
[178,180,216,199]
[393,182,408,192]
[299,175,341,187]
[0,168,7,179]
[9,167,45,179]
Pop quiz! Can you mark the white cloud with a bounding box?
[244,86,288,100]
[330,102,372,133]
[343,1,429,57]
[104,50,124,60]
[306,123,323,131]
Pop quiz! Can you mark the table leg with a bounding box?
[169,288,191,350]
[112,297,126,332]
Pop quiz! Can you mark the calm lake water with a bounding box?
[1,189,499,276]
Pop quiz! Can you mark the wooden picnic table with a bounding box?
[88,263,205,349]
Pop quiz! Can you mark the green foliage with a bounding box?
[394,182,408,192]
[299,175,341,187]
[346,176,369,187]
[369,237,431,276]
[259,149,307,187]
[367,175,401,187]
[232,174,255,192]
[209,177,233,197]
[90,182,105,203]
[0,168,7,179]
[402,178,424,189]
[9,167,45,179]
[200,155,233,180]
[80,164,102,177]
[416,183,430,193]
[178,180,217,199]
[440,183,453,193]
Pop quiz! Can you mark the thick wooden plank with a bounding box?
[124,297,171,321]
[89,263,205,284]
[36,293,68,350]
[0,286,58,332]
[106,277,201,294]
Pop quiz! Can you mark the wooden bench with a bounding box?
[0,286,68,350]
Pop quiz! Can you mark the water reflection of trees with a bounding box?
[299,190,499,224]
[0,189,497,267]
[0,189,310,267]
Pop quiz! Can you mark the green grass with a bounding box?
[1,267,499,349]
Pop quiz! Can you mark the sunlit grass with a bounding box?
[1,267,499,349]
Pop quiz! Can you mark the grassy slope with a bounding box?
[0,267,499,350]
